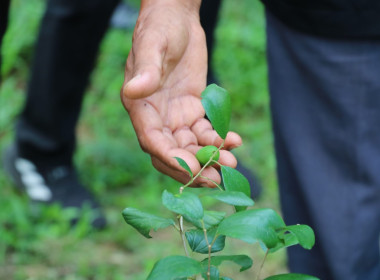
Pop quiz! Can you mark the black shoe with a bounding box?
[2,145,106,229]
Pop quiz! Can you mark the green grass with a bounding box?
[0,0,286,279]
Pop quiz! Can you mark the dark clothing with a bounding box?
[262,0,380,38]
[0,0,10,45]
[267,10,380,280]
[14,0,119,167]
[0,0,10,69]
[200,0,222,83]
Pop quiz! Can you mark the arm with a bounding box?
[121,0,242,187]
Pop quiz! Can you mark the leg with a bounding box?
[200,0,222,84]
[3,0,119,229]
[16,0,119,167]
[266,10,380,280]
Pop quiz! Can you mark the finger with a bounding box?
[151,156,221,188]
[191,146,237,170]
[126,99,205,178]
[123,71,162,100]
[191,118,222,146]
[151,156,193,185]
[224,131,243,149]
[145,132,201,174]
[217,150,238,169]
[193,166,221,188]
[173,136,237,169]
[122,31,165,99]
[173,127,198,148]
[191,119,242,149]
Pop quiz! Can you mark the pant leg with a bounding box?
[0,0,11,72]
[200,0,222,84]
[16,0,119,167]
[266,10,380,280]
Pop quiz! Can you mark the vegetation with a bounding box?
[0,0,285,279]
[122,84,316,280]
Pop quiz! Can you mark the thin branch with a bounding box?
[178,216,189,257]
[199,175,224,191]
[201,220,212,280]
[211,160,223,167]
[181,141,225,191]
[256,249,269,280]
[175,141,226,274]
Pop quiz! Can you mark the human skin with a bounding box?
[121,0,242,187]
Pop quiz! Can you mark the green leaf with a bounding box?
[205,191,254,207]
[185,228,225,254]
[281,224,315,250]
[162,190,204,221]
[264,273,320,280]
[220,278,233,280]
[147,255,202,280]
[190,210,226,230]
[122,208,175,238]
[201,84,231,139]
[217,208,285,249]
[201,266,219,280]
[174,157,193,177]
[269,224,315,253]
[221,166,251,211]
[268,230,298,253]
[201,255,253,272]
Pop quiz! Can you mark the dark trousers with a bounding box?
[266,10,380,280]
[200,0,222,84]
[13,0,119,167]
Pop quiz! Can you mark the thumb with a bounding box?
[122,34,164,99]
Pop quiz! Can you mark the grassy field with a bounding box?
[0,0,287,279]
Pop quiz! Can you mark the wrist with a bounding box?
[140,0,202,14]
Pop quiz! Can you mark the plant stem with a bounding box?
[177,187,190,256]
[181,141,225,191]
[201,220,211,280]
[173,224,180,232]
[199,175,224,191]
[178,216,189,257]
[212,160,222,167]
[256,249,269,280]
[176,141,226,272]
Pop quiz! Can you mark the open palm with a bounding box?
[121,2,241,186]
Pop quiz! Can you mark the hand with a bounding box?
[121,0,242,187]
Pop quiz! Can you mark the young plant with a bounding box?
[122,84,319,280]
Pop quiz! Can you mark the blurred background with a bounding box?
[0,0,286,279]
